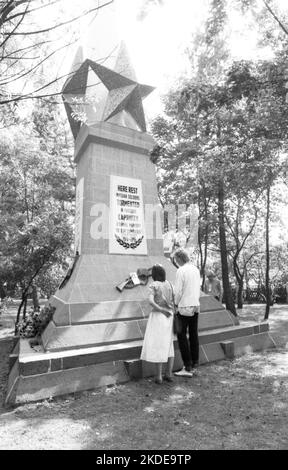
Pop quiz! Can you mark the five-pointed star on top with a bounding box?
[62,42,154,135]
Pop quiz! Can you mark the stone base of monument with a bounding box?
[5,313,276,405]
[5,256,276,405]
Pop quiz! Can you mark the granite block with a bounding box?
[220,341,235,359]
[19,359,50,377]
[51,358,62,372]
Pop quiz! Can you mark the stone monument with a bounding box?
[6,7,276,403]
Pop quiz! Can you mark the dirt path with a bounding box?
[0,305,288,450]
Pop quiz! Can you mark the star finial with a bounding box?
[62,42,154,137]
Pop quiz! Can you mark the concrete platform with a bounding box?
[5,320,276,405]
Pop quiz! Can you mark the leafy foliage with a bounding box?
[0,97,75,316]
[150,0,288,315]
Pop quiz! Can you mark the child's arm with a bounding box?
[148,294,172,317]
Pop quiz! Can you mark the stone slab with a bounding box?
[124,359,142,379]
[51,358,62,372]
[199,295,226,312]
[5,359,20,405]
[6,327,276,404]
[9,353,18,371]
[74,122,155,163]
[199,310,235,331]
[233,332,277,355]
[201,342,226,363]
[19,359,50,377]
[199,325,255,345]
[42,319,146,352]
[61,345,141,370]
[220,341,235,359]
[18,322,260,378]
[17,339,144,376]
[9,361,130,405]
[70,300,148,325]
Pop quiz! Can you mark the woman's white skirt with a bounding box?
[140,310,174,363]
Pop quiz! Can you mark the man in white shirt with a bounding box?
[173,248,201,377]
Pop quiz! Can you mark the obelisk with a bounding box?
[5,1,274,404]
[42,12,173,352]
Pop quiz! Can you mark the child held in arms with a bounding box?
[140,264,174,384]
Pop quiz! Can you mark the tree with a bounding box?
[0,97,75,323]
[0,0,114,107]
[225,196,261,308]
[151,50,288,317]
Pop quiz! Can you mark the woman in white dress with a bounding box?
[140,264,174,384]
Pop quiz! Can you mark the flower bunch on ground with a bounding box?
[16,304,55,339]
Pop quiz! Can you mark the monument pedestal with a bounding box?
[6,123,276,405]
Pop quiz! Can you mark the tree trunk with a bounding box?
[244,264,249,290]
[23,295,28,320]
[232,257,244,309]
[14,266,43,333]
[237,276,244,309]
[15,290,27,333]
[264,183,271,320]
[32,284,39,310]
[198,189,209,290]
[199,221,209,290]
[0,284,6,299]
[218,181,237,316]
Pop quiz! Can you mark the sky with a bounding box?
[69,0,210,120]
[116,0,210,118]
[12,0,288,121]
[14,0,288,123]
[68,0,288,121]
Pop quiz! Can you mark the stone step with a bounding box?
[124,324,272,380]
[17,322,269,377]
[49,295,234,328]
[41,308,241,353]
[6,322,275,405]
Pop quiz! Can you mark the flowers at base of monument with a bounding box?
[16,304,55,340]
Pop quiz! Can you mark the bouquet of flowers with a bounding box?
[16,304,55,339]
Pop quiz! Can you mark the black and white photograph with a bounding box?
[0,0,288,453]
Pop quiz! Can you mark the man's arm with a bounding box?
[174,269,184,306]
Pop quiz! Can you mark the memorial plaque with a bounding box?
[109,175,147,255]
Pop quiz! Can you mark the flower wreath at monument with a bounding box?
[116,267,152,292]
[115,234,144,250]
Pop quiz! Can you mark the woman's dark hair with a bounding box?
[152,264,166,282]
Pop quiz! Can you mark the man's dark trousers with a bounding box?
[177,313,199,370]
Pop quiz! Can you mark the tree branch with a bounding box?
[2,0,114,36]
[0,0,30,50]
[0,36,79,87]
[4,0,61,24]
[262,0,288,37]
